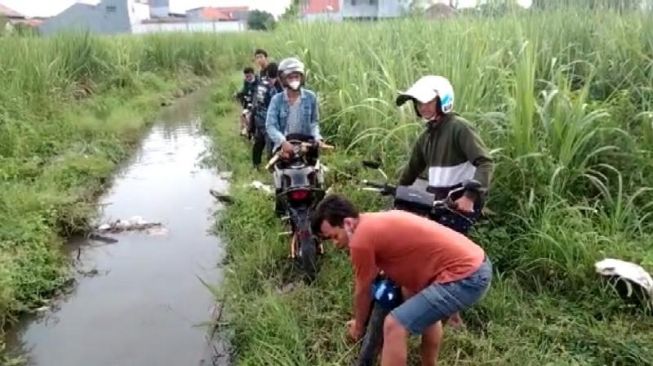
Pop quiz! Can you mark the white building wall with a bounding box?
[132,20,245,34]
[129,0,151,26]
[150,0,169,17]
[39,1,132,35]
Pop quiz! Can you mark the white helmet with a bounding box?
[396,75,455,114]
[278,57,305,78]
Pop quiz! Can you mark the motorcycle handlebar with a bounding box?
[264,140,334,170]
[362,180,396,196]
[362,180,482,210]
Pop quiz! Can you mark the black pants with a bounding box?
[252,125,267,167]
[247,111,256,137]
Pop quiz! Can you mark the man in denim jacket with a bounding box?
[266,57,322,156]
[266,57,323,215]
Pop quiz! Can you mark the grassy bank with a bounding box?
[204,10,653,365]
[0,32,254,359]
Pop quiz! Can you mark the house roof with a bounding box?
[188,6,249,21]
[186,6,249,13]
[198,7,231,21]
[304,0,340,14]
[0,3,25,18]
[12,18,44,27]
[212,6,249,13]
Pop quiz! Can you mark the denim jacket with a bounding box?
[265,88,321,151]
[254,80,283,128]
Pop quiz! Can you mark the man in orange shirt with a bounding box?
[311,194,492,366]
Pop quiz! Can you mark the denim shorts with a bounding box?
[391,257,492,335]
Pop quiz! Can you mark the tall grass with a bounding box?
[203,9,653,365]
[3,8,653,365]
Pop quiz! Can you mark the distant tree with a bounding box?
[409,0,431,11]
[247,10,276,31]
[281,0,303,20]
[476,0,522,16]
[404,0,430,17]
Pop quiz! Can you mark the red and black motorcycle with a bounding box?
[265,135,334,282]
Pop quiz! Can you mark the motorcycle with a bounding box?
[235,92,254,138]
[265,135,334,282]
[355,160,485,366]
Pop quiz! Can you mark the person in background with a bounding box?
[235,67,258,138]
[252,62,283,169]
[395,75,494,328]
[266,57,322,156]
[395,75,493,218]
[254,48,270,78]
[265,57,323,215]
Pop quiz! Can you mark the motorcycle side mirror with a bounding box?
[362,160,381,170]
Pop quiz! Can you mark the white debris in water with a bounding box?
[129,216,147,226]
[219,171,233,179]
[146,227,169,236]
[95,216,163,233]
[595,258,653,305]
[114,219,131,230]
[35,306,50,313]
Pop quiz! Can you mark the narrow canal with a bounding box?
[7,90,230,366]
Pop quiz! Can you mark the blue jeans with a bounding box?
[391,257,492,335]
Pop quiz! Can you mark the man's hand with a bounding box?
[281,141,294,153]
[454,195,475,213]
[280,141,294,159]
[346,319,363,342]
[318,139,334,150]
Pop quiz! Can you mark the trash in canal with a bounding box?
[95,216,163,234]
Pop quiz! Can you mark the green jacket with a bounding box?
[398,113,493,197]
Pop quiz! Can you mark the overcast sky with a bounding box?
[1,0,293,17]
[2,0,532,18]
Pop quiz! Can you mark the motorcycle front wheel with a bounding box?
[356,302,389,366]
[298,234,318,283]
